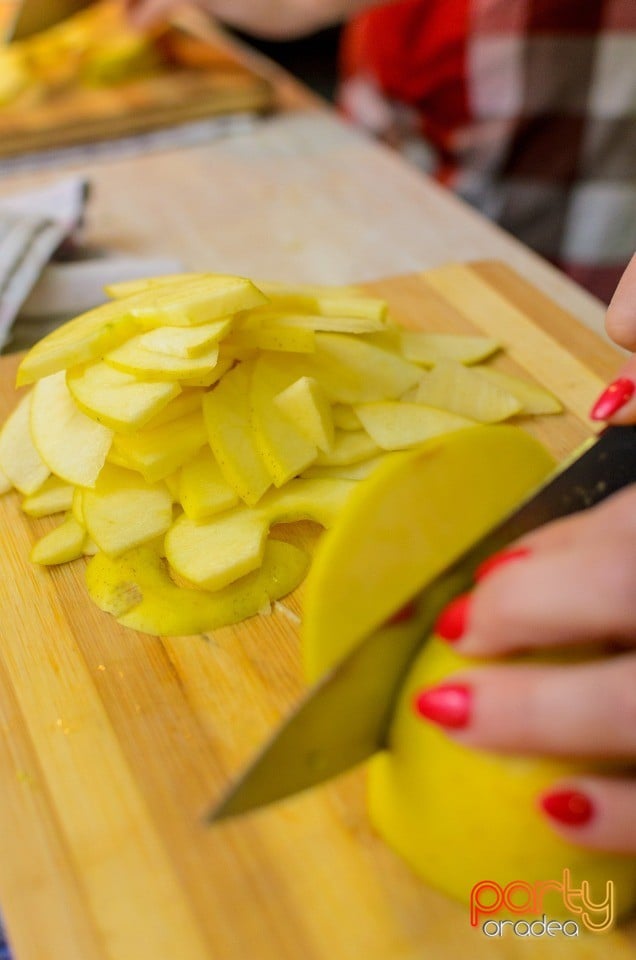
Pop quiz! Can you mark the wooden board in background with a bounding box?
[0,262,633,960]
[0,29,273,158]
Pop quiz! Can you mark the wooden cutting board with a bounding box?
[0,261,634,960]
[0,33,273,158]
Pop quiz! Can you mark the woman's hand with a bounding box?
[414,253,636,854]
[123,0,375,39]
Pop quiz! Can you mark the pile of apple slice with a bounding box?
[0,272,560,636]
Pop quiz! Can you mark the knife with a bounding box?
[208,425,636,823]
[6,0,93,42]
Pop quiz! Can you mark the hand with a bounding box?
[414,253,636,855]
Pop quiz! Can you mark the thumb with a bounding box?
[606,253,636,350]
[589,254,636,424]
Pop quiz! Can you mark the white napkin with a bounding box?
[0,176,89,351]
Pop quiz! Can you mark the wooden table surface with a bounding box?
[0,25,632,960]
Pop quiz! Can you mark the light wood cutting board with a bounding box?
[0,261,634,960]
[0,33,273,158]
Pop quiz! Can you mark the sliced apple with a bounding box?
[82,464,173,557]
[31,514,86,566]
[185,357,234,388]
[31,372,113,488]
[105,272,210,300]
[302,426,555,680]
[17,300,138,387]
[179,448,240,521]
[0,392,50,495]
[105,334,220,381]
[142,389,204,428]
[414,359,522,423]
[473,366,562,415]
[109,411,207,483]
[86,539,309,636]
[332,404,362,431]
[312,333,421,404]
[253,281,384,321]
[274,376,335,453]
[22,476,74,518]
[67,362,180,433]
[255,310,385,335]
[132,318,233,359]
[314,430,379,466]
[165,478,355,590]
[203,362,271,506]
[302,455,387,481]
[123,274,267,327]
[400,331,500,366]
[223,327,316,354]
[355,402,476,450]
[250,355,318,486]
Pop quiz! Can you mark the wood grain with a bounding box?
[0,263,634,960]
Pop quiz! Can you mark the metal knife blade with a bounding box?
[7,0,93,42]
[209,425,636,823]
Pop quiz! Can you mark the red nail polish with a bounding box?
[434,592,471,642]
[413,683,472,729]
[475,546,531,581]
[540,789,595,827]
[589,377,635,420]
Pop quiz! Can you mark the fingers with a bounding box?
[415,653,636,760]
[448,486,636,657]
[539,776,636,854]
[606,253,636,351]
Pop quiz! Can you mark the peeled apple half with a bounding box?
[300,425,636,920]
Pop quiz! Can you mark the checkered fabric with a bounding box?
[339,0,636,302]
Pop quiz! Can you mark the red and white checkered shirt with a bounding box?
[339,0,636,302]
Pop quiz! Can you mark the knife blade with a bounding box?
[209,425,636,823]
[7,0,93,42]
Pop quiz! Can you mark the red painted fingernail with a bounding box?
[475,546,531,581]
[413,682,472,729]
[540,788,595,827]
[589,377,635,420]
[434,592,471,642]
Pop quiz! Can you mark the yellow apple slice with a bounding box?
[86,539,309,636]
[109,411,207,483]
[223,327,316,354]
[302,425,555,680]
[16,300,138,387]
[31,372,113,488]
[165,478,355,590]
[473,366,563,415]
[313,430,380,466]
[250,355,318,486]
[253,281,384,321]
[312,333,421,404]
[82,464,173,557]
[22,476,74,518]
[332,404,362,431]
[184,357,234,388]
[72,487,85,526]
[355,402,476,450]
[273,376,335,453]
[105,272,210,300]
[255,310,385,334]
[105,334,220,381]
[399,331,501,367]
[123,275,267,327]
[66,362,180,433]
[131,318,233,359]
[414,359,523,423]
[179,448,240,521]
[0,392,50,495]
[302,454,387,481]
[31,514,86,566]
[203,362,271,506]
[142,389,203,428]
